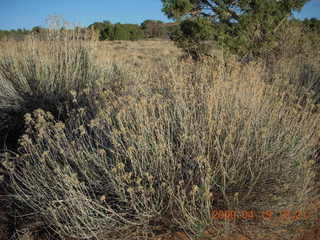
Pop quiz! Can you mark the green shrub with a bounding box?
[88,21,113,40]
[89,22,144,41]
[170,17,215,60]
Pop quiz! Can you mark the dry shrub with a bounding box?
[0,28,102,150]
[262,21,320,105]
[9,57,320,239]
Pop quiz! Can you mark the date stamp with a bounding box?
[212,209,314,222]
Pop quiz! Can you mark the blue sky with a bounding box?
[0,0,319,30]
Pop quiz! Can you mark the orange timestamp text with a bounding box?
[212,209,312,221]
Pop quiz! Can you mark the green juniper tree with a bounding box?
[161,0,309,59]
[88,22,144,41]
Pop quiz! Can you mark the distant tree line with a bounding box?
[0,28,30,40]
[88,21,144,40]
[0,18,319,42]
[88,20,179,40]
[0,20,178,41]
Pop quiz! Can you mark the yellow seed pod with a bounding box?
[83,88,90,95]
[42,151,50,158]
[303,160,315,168]
[136,177,142,185]
[55,122,65,131]
[24,113,33,124]
[127,146,135,154]
[161,182,167,188]
[117,162,125,170]
[38,128,46,138]
[78,108,86,115]
[192,185,199,194]
[97,149,106,156]
[46,112,54,121]
[89,119,99,128]
[123,172,132,182]
[79,125,86,136]
[70,90,77,97]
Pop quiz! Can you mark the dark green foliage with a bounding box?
[88,20,177,41]
[302,18,320,48]
[111,24,144,41]
[101,23,114,40]
[161,0,310,58]
[88,21,113,40]
[162,0,195,19]
[0,29,30,41]
[31,26,43,34]
[303,18,320,34]
[121,24,144,40]
[170,17,214,59]
[112,24,130,40]
[0,31,8,40]
[88,21,144,41]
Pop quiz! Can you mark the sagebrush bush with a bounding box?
[9,58,320,240]
[0,28,102,150]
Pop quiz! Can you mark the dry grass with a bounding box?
[93,39,180,66]
[0,28,320,240]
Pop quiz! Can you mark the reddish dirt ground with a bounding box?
[157,223,320,240]
[0,199,319,240]
[0,222,320,240]
[155,198,320,240]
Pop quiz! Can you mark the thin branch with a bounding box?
[273,14,290,33]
